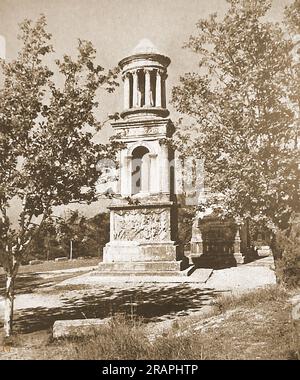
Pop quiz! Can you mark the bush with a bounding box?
[275,217,300,288]
[276,246,300,288]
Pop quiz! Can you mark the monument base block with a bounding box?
[98,241,189,276]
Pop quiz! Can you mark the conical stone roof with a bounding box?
[131,38,160,55]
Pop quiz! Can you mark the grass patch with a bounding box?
[62,315,152,360]
[213,285,288,313]
[60,315,207,360]
[0,258,99,276]
[57,285,298,360]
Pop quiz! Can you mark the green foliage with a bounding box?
[0,15,119,273]
[285,0,300,35]
[172,0,299,231]
[25,211,109,261]
[56,211,109,259]
[275,215,300,288]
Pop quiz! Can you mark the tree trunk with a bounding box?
[270,232,283,284]
[4,275,15,337]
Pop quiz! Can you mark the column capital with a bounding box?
[149,153,158,159]
[160,71,168,80]
[122,71,131,80]
[144,67,154,74]
[159,138,169,146]
[156,68,165,76]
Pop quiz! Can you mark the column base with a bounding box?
[233,252,244,265]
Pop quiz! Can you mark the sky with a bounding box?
[0,0,293,219]
[0,0,292,123]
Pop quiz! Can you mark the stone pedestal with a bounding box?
[98,197,188,276]
[189,215,246,268]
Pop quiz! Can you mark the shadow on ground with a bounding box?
[4,284,223,333]
[0,273,78,297]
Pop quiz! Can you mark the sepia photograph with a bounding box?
[0,0,299,364]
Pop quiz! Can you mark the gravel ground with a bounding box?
[205,265,276,293]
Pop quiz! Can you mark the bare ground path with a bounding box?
[0,257,276,333]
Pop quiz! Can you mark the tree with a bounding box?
[172,1,299,246]
[56,210,110,259]
[26,216,59,261]
[285,0,300,35]
[0,15,119,337]
[285,0,300,147]
[25,210,110,261]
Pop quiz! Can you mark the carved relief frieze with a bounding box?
[113,208,170,241]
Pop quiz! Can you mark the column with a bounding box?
[160,143,169,194]
[123,73,130,110]
[116,151,121,194]
[161,73,167,108]
[132,70,138,107]
[144,69,151,107]
[121,155,132,196]
[126,155,133,196]
[155,70,162,107]
[120,151,127,196]
[149,153,158,193]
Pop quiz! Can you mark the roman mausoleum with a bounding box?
[98,39,249,275]
[98,39,189,275]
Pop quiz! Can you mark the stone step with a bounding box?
[94,262,194,278]
[93,270,188,277]
[98,260,186,272]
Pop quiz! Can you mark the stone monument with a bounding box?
[98,39,188,276]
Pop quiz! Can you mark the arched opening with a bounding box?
[131,146,150,195]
